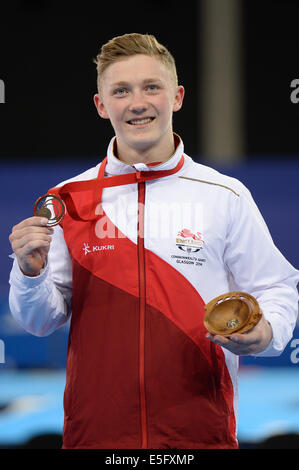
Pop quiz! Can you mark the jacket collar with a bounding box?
[105,133,184,176]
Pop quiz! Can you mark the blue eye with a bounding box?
[114,88,127,96]
[147,85,158,91]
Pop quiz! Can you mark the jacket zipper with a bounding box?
[137,180,147,448]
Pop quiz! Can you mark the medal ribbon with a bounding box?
[49,155,185,222]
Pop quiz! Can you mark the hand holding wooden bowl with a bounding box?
[204,292,262,336]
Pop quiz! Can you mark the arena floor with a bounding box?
[0,366,299,448]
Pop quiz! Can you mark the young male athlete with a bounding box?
[8,33,299,449]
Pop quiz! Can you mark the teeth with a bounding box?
[129,118,153,125]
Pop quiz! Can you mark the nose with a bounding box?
[128,90,148,115]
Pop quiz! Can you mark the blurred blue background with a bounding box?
[1,0,299,450]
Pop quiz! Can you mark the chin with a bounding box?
[126,134,158,150]
[131,139,158,152]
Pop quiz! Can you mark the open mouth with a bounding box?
[127,117,155,126]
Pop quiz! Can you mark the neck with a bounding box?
[114,133,177,166]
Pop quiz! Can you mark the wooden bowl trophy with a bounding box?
[204,292,262,336]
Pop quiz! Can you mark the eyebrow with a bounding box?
[110,78,164,88]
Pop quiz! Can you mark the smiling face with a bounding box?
[94,54,184,164]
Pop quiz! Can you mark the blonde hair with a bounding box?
[94,33,178,91]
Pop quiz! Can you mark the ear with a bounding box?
[94,93,110,119]
[173,85,185,113]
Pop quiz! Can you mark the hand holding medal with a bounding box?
[9,193,66,277]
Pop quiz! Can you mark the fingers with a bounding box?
[205,330,260,355]
[10,218,53,254]
[11,216,49,233]
[12,233,52,256]
[9,216,54,276]
[11,225,53,244]
[10,217,52,239]
[205,318,271,355]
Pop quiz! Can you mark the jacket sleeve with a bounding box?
[223,183,299,357]
[8,224,72,337]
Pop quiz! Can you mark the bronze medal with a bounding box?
[33,194,66,226]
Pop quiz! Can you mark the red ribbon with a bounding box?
[49,155,184,222]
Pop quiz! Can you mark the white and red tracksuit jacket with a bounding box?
[9,134,299,449]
